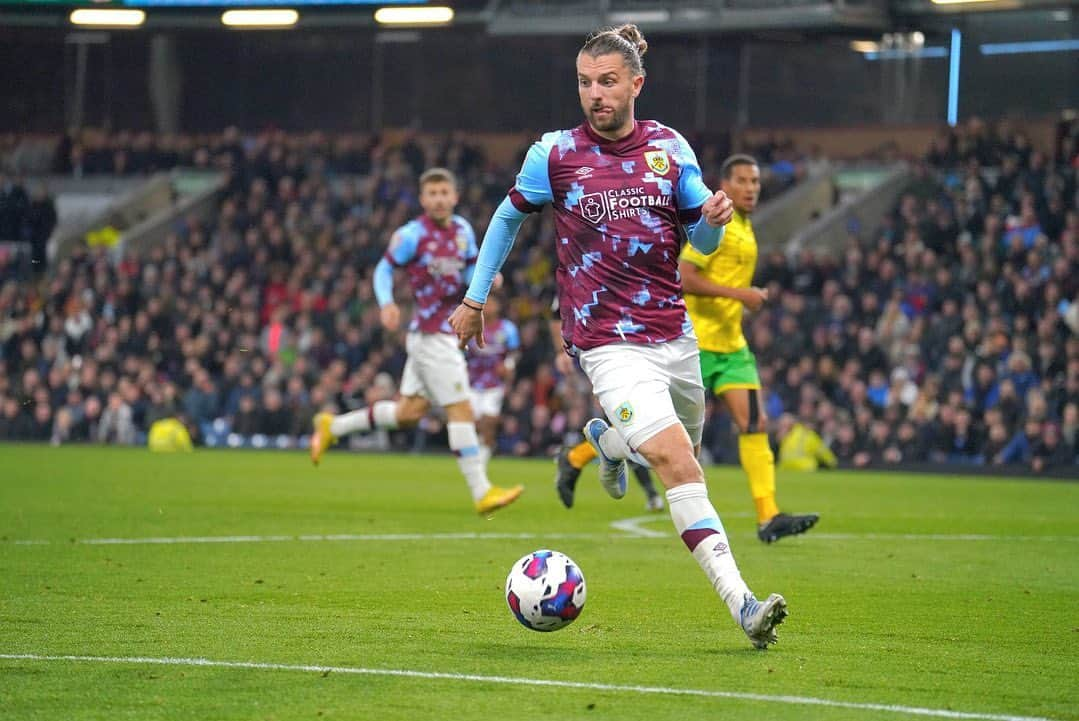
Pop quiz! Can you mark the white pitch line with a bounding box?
[606,517,1079,543]
[0,653,1056,721]
[8,532,613,547]
[6,527,1078,547]
[609,515,669,538]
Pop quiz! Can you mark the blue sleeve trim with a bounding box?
[385,222,421,267]
[373,257,395,307]
[672,130,713,214]
[465,197,528,305]
[513,133,557,208]
[689,221,725,255]
[504,320,521,351]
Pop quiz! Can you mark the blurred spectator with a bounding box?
[775,414,837,471]
[98,392,135,445]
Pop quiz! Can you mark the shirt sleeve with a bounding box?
[459,216,479,284]
[672,131,713,225]
[459,217,479,262]
[373,257,395,307]
[464,196,529,305]
[508,132,558,213]
[503,320,521,351]
[383,221,421,267]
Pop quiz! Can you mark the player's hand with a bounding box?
[740,287,769,312]
[449,303,485,350]
[380,303,401,331]
[700,189,734,227]
[554,351,575,376]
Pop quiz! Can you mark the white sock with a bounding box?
[478,443,492,467]
[666,482,751,623]
[599,427,650,466]
[448,422,491,502]
[329,401,398,437]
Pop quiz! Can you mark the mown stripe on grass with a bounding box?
[0,653,1056,721]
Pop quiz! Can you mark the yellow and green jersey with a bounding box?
[679,210,757,354]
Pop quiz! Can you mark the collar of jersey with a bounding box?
[581,119,645,149]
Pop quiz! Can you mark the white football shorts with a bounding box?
[470,387,506,419]
[577,335,705,450]
[399,332,471,407]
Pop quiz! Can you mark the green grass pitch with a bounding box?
[1,444,1077,721]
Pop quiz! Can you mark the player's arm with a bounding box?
[459,218,506,289]
[375,224,419,331]
[450,134,555,348]
[678,256,769,311]
[673,130,731,254]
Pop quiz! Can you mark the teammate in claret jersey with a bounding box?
[310,168,523,516]
[449,25,788,648]
[465,293,520,463]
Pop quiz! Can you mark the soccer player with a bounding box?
[548,301,664,512]
[679,155,820,543]
[449,25,787,648]
[310,168,523,516]
[466,293,519,464]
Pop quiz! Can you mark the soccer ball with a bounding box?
[505,549,586,632]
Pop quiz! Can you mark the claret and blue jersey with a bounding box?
[466,318,521,390]
[508,120,714,352]
[381,214,478,334]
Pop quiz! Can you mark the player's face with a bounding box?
[419,180,458,225]
[576,52,644,140]
[721,163,761,214]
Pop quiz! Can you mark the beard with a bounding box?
[588,103,629,133]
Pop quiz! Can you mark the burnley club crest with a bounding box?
[644,150,670,176]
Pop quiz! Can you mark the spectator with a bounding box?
[97,392,135,445]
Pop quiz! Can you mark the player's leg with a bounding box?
[644,336,786,648]
[470,389,498,465]
[581,339,784,646]
[309,359,424,464]
[444,400,522,514]
[418,334,521,514]
[664,338,785,647]
[718,352,818,543]
[567,440,597,468]
[628,462,663,511]
[722,386,779,522]
[554,437,598,509]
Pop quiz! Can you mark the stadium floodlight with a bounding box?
[69,9,146,26]
[849,40,880,53]
[374,6,454,24]
[221,9,299,27]
[930,0,997,5]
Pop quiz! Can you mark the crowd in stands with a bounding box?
[0,118,1075,473]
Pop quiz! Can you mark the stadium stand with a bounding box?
[0,119,1075,473]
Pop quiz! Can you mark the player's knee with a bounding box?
[641,436,702,485]
[397,401,428,425]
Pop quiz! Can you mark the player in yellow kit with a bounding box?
[679,154,819,543]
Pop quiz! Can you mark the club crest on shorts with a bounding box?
[644,150,670,176]
[615,402,634,424]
